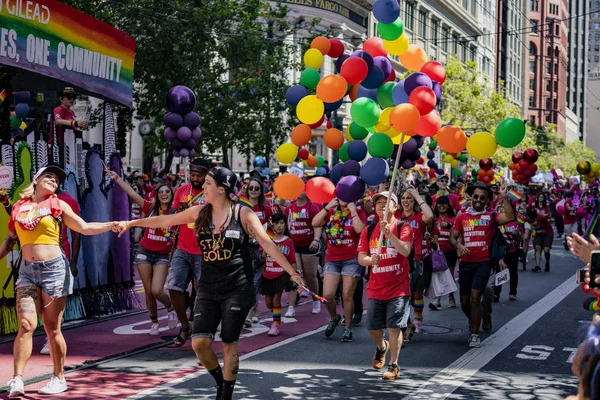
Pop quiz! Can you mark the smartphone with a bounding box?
[577,268,588,284]
[591,250,600,288]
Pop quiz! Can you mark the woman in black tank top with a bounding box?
[114,167,305,400]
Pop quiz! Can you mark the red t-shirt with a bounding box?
[324,208,367,261]
[131,203,142,220]
[500,221,522,253]
[57,192,80,260]
[357,218,413,300]
[253,204,273,226]
[285,201,323,248]
[432,192,461,212]
[563,200,577,224]
[263,236,296,280]
[53,105,76,143]
[452,211,497,263]
[433,216,456,252]
[535,205,551,219]
[172,183,205,255]
[531,214,554,237]
[139,200,176,254]
[401,212,428,260]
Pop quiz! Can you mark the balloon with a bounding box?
[311,36,331,55]
[432,81,443,105]
[437,125,467,153]
[372,0,400,23]
[183,112,201,129]
[356,85,379,102]
[523,148,539,164]
[15,91,30,103]
[286,84,309,105]
[378,18,404,41]
[402,137,418,153]
[360,157,389,186]
[466,132,497,159]
[306,177,335,203]
[341,160,361,176]
[375,107,393,133]
[373,56,394,80]
[426,150,435,159]
[336,175,366,203]
[400,44,428,71]
[495,118,526,148]
[401,158,416,169]
[335,54,350,74]
[173,150,180,157]
[351,50,375,71]
[363,37,388,57]
[417,157,424,164]
[304,48,324,69]
[324,99,343,111]
[166,86,196,114]
[512,151,523,163]
[376,82,396,108]
[298,148,310,160]
[331,163,344,184]
[15,103,29,119]
[179,148,190,158]
[390,103,420,132]
[324,128,345,150]
[341,57,369,84]
[317,75,348,103]
[175,126,192,142]
[383,34,409,56]
[427,160,436,169]
[339,142,350,162]
[291,124,313,146]
[368,133,394,158]
[308,115,325,128]
[274,174,305,201]
[479,158,494,170]
[361,65,385,89]
[384,68,396,82]
[408,86,436,115]
[253,156,267,168]
[306,155,318,168]
[404,72,433,95]
[164,127,177,141]
[328,38,345,58]
[429,140,437,150]
[443,154,454,163]
[414,110,441,137]
[351,97,381,128]
[392,81,409,105]
[577,161,592,175]
[164,113,184,130]
[300,68,321,90]
[185,139,197,150]
[390,128,410,143]
[315,166,327,176]
[420,61,447,85]
[348,140,368,161]
[452,168,462,177]
[316,155,325,167]
[349,122,369,140]
[172,138,184,151]
[296,95,324,125]
[276,143,299,164]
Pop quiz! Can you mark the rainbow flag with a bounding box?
[507,189,522,202]
[238,195,253,208]
[416,169,425,179]
[459,185,466,198]
[265,191,275,205]
[460,197,469,209]
[266,228,275,240]
[0,90,6,103]
[517,214,526,225]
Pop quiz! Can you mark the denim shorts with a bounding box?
[324,258,362,277]
[192,284,255,343]
[367,296,411,331]
[167,248,202,292]
[16,254,73,298]
[533,234,553,248]
[134,246,171,267]
[458,261,492,296]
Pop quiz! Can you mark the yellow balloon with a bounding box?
[443,155,454,163]
[385,126,402,138]
[383,34,409,56]
[296,95,324,125]
[391,132,411,144]
[375,107,393,132]
[450,160,459,168]
[20,121,26,129]
[345,125,354,142]
[304,48,324,69]
[276,143,299,164]
[593,163,600,173]
[466,132,497,159]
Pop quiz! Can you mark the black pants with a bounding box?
[555,214,564,236]
[493,251,520,298]
[353,277,364,315]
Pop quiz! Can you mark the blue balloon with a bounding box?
[404,72,433,96]
[360,157,389,186]
[330,163,344,184]
[336,175,366,203]
[285,85,308,106]
[392,81,409,105]
[335,54,350,74]
[436,168,445,175]
[341,160,361,177]
[427,160,436,169]
[261,167,271,178]
[373,0,400,24]
[324,98,343,110]
[315,166,327,176]
[432,81,443,105]
[15,103,29,119]
[348,140,368,161]
[361,65,385,89]
[401,138,418,154]
[427,150,435,160]
[253,156,267,168]
[351,50,375,72]
[356,85,378,102]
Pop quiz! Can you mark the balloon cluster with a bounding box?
[508,149,538,185]
[10,91,30,139]
[576,161,600,183]
[163,86,202,158]
[476,158,495,184]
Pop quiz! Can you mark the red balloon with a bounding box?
[340,57,369,84]
[305,177,336,204]
[518,159,529,169]
[420,61,447,85]
[363,37,388,57]
[479,158,494,171]
[328,38,345,58]
[523,148,539,164]
[428,169,436,177]
[308,115,325,128]
[408,86,436,115]
[414,110,441,137]
[384,68,396,82]
[508,162,517,171]
[524,169,534,177]
[482,175,492,183]
[326,120,333,129]
[512,151,523,163]
[417,157,424,164]
[298,148,310,160]
[530,164,538,172]
[485,169,494,178]
[516,167,523,174]
[477,169,486,177]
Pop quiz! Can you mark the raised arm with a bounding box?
[497,189,515,225]
[107,171,144,207]
[60,200,114,235]
[313,198,338,227]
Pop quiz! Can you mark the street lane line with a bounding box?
[402,276,578,400]
[125,325,328,399]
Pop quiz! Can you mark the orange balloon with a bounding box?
[273,174,305,201]
[324,128,345,150]
[399,44,429,71]
[389,104,420,133]
[307,155,318,168]
[311,36,331,55]
[405,130,418,137]
[316,75,348,103]
[436,126,467,153]
[291,124,313,146]
[348,84,359,102]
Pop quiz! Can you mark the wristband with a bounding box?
[324,206,330,212]
[418,201,425,207]
[125,221,131,229]
[70,120,75,128]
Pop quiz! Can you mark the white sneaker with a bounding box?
[8,377,24,398]
[312,301,321,314]
[284,307,295,318]
[149,323,160,336]
[468,334,481,348]
[38,376,67,395]
[251,316,259,324]
[167,310,178,330]
[40,338,50,355]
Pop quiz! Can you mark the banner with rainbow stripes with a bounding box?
[0,0,136,106]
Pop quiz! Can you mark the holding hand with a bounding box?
[326,198,339,211]
[370,254,380,266]
[77,120,88,129]
[457,244,470,257]
[380,220,391,236]
[106,170,119,181]
[347,202,357,214]
[309,239,319,252]
[112,221,131,237]
[568,233,600,265]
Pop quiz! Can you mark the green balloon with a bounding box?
[452,168,462,177]
[300,68,321,90]
[428,140,437,150]
[349,122,368,140]
[458,155,468,162]
[378,18,404,41]
[10,114,21,130]
[495,117,526,148]
[366,126,376,133]
[350,98,381,128]
[368,133,394,158]
[376,82,396,109]
[339,142,350,162]
[316,155,324,167]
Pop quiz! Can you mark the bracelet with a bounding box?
[290,273,300,279]
[418,201,425,206]
[324,207,330,212]
[351,214,358,218]
[125,221,131,229]
[70,120,75,128]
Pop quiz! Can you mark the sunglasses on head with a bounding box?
[472,194,488,201]
[248,186,261,191]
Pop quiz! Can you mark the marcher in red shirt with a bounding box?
[527,208,554,273]
[563,191,578,250]
[358,191,413,380]
[431,174,461,212]
[432,195,457,309]
[494,219,523,301]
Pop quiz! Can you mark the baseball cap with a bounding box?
[34,165,66,185]
[208,167,241,196]
[58,87,78,97]
[190,157,211,173]
[372,191,398,205]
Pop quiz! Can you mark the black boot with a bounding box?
[222,380,236,400]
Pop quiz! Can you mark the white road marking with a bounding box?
[402,275,578,400]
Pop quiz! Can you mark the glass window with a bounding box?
[595,34,600,41]
[530,60,536,72]
[595,23,600,30]
[554,98,558,109]
[555,63,558,74]
[530,20,538,33]
[452,35,459,55]
[546,97,551,109]
[463,0,469,9]
[419,10,427,38]
[596,55,600,62]
[471,0,477,16]
[529,43,537,55]
[547,46,553,56]
[529,96,535,107]
[470,46,476,61]
[546,80,551,91]
[547,62,552,73]
[442,27,450,52]
[595,45,600,52]
[405,2,415,31]
[431,19,439,45]
[554,81,558,92]
[530,78,535,90]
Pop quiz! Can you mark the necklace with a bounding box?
[209,207,232,249]
[325,209,350,246]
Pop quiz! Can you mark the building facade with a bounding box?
[589,3,600,73]
[566,0,589,142]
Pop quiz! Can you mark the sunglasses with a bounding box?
[439,179,449,183]
[248,186,261,191]
[65,95,75,100]
[158,190,171,194]
[472,194,488,201]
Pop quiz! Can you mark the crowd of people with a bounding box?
[2,156,600,399]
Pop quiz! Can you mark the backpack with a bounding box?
[491,212,510,264]
[365,220,415,281]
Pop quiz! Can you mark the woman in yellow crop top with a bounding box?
[6,165,115,397]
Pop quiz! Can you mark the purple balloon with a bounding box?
[392,81,409,105]
[163,113,184,130]
[164,127,177,141]
[177,126,192,141]
[402,138,418,153]
[404,72,433,95]
[351,50,374,72]
[189,149,195,158]
[408,149,421,161]
[331,163,344,184]
[361,65,385,89]
[360,157,389,186]
[432,81,443,105]
[401,158,416,169]
[166,85,196,114]
[324,99,343,110]
[186,139,197,149]
[191,127,202,141]
[357,85,378,102]
[285,85,309,106]
[184,112,201,129]
[335,175,366,203]
[341,160,361,176]
[173,150,181,157]
[335,54,350,74]
[374,56,393,79]
[373,0,400,24]
[427,160,436,169]
[180,148,190,157]
[414,135,425,148]
[172,138,184,151]
[348,140,368,161]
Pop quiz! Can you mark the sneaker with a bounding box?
[448,295,456,308]
[38,376,68,395]
[372,340,389,370]
[40,338,50,355]
[267,324,280,336]
[341,328,353,342]
[429,299,441,310]
[167,309,178,329]
[563,241,569,251]
[284,307,295,318]
[382,364,400,380]
[7,377,24,398]
[149,323,160,336]
[244,318,252,328]
[325,314,342,338]
[312,301,321,314]
[413,320,422,333]
[509,294,517,301]
[532,266,542,273]
[251,316,259,324]
[352,313,362,326]
[482,315,492,331]
[468,334,481,348]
